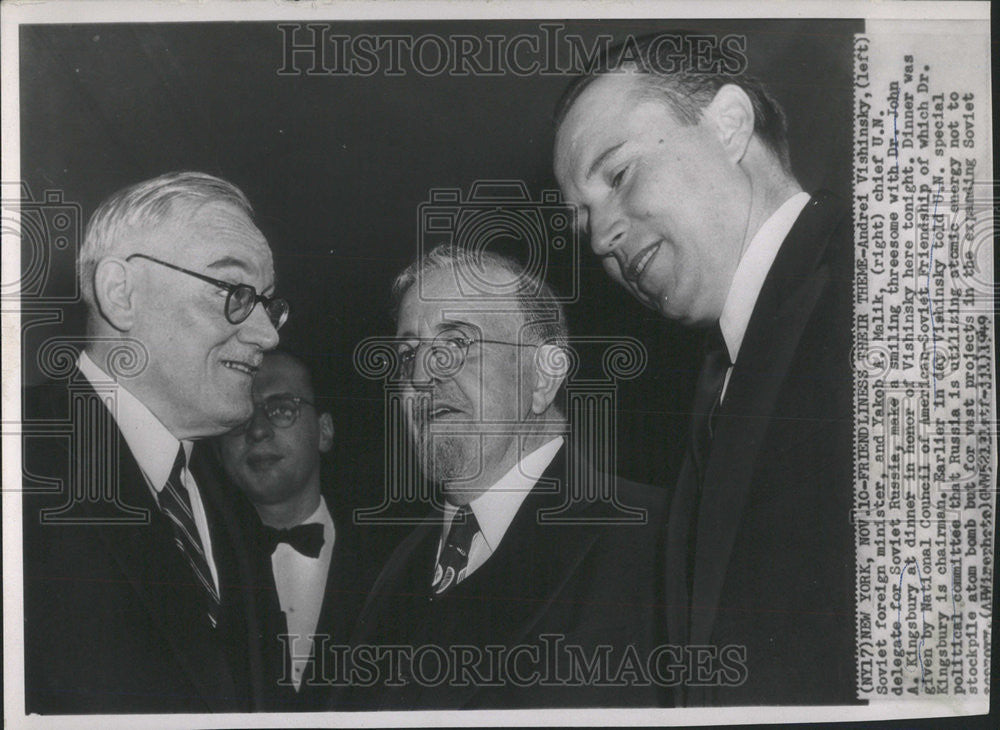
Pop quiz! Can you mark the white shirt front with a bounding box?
[717,192,812,400]
[271,495,335,692]
[77,351,220,591]
[435,436,564,588]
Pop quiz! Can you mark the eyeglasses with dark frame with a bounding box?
[396,332,539,381]
[229,395,315,433]
[126,253,289,330]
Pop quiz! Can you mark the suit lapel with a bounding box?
[318,514,367,643]
[472,492,601,646]
[92,435,240,710]
[301,515,365,698]
[352,517,439,649]
[191,445,266,709]
[69,375,242,711]
[688,192,847,645]
[665,458,697,646]
[439,448,603,708]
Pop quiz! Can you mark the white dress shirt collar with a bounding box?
[302,494,336,545]
[442,436,565,553]
[77,350,190,492]
[719,192,812,364]
[77,350,220,593]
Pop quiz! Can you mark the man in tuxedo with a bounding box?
[554,36,855,705]
[22,171,287,713]
[345,245,667,710]
[217,350,367,710]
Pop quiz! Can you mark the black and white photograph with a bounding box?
[1,1,994,727]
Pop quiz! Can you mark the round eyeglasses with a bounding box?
[126,253,289,329]
[396,333,536,381]
[230,395,314,433]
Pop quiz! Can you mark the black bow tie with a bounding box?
[262,522,325,558]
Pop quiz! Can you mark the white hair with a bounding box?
[78,171,255,308]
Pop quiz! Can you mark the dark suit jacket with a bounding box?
[252,496,372,711]
[342,446,668,710]
[22,371,268,713]
[665,191,857,705]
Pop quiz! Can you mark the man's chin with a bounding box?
[419,453,466,485]
[196,413,249,439]
[241,481,290,506]
[215,392,254,429]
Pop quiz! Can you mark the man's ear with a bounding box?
[530,344,568,415]
[93,257,137,332]
[318,412,334,453]
[705,84,755,164]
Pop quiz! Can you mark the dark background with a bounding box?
[19,19,858,541]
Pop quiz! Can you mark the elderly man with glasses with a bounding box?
[344,245,667,710]
[217,350,368,711]
[22,171,286,713]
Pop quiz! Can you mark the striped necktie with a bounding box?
[158,447,221,627]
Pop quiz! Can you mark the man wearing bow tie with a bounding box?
[218,350,365,709]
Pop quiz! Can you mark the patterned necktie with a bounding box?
[262,523,325,558]
[158,446,221,627]
[432,505,480,595]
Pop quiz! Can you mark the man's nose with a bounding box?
[239,303,280,351]
[245,407,274,443]
[588,203,629,258]
[409,345,443,385]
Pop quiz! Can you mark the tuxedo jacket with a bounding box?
[21,372,268,713]
[251,496,372,711]
[665,191,857,705]
[342,447,668,710]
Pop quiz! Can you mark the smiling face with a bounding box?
[555,72,752,326]
[395,267,537,504]
[127,200,280,437]
[217,352,332,509]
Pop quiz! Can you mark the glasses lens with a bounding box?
[395,337,470,381]
[265,397,299,428]
[265,298,289,330]
[426,335,466,379]
[226,285,256,324]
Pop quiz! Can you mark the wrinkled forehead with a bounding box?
[396,267,524,336]
[144,199,274,281]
